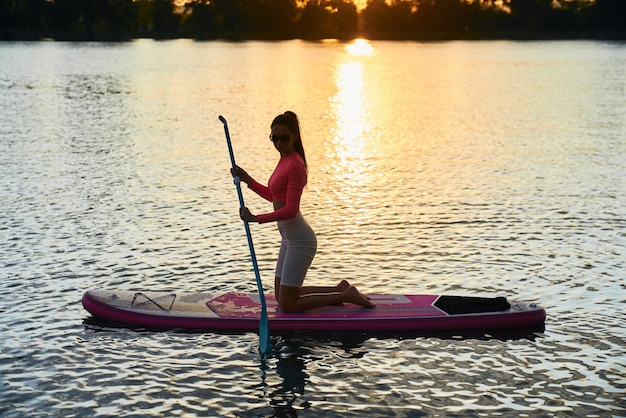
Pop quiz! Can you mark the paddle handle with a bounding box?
[219,115,272,356]
[219,115,245,207]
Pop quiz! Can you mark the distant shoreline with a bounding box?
[2,30,625,42]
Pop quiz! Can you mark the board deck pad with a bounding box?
[207,293,444,319]
[82,290,545,332]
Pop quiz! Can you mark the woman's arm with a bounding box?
[256,162,306,224]
[231,166,273,202]
[247,179,274,202]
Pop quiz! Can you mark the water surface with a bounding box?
[0,39,624,417]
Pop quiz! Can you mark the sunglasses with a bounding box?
[269,133,292,143]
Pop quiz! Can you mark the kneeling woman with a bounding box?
[231,111,375,314]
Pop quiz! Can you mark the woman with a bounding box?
[231,111,375,313]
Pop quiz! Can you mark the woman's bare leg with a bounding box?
[300,279,350,296]
[278,285,375,314]
[275,276,281,300]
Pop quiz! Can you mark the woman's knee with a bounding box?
[278,286,300,313]
[274,276,281,300]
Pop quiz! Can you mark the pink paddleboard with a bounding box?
[82,290,545,331]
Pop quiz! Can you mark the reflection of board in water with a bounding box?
[82,290,545,332]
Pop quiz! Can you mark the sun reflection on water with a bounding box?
[329,39,376,174]
[331,62,368,166]
[323,39,380,231]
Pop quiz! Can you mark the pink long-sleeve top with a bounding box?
[247,152,307,224]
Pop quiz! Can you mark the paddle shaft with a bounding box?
[218,115,272,355]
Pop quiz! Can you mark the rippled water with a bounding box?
[1,40,624,417]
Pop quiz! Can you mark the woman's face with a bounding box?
[270,124,295,156]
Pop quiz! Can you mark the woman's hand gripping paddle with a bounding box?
[219,115,272,356]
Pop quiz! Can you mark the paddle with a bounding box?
[219,115,272,356]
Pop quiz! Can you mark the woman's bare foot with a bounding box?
[345,286,375,308]
[337,280,351,292]
[337,280,372,301]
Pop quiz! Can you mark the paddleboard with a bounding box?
[82,290,545,332]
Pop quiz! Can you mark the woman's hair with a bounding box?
[271,111,307,169]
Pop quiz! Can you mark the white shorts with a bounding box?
[275,213,317,288]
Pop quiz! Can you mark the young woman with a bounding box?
[231,111,375,313]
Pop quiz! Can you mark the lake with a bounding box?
[0,39,624,417]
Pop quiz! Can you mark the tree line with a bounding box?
[2,0,624,40]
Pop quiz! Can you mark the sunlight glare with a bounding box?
[332,62,369,167]
[345,39,374,57]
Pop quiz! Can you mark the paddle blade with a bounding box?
[259,314,272,356]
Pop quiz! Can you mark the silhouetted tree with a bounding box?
[297,0,357,34]
[212,0,248,31]
[151,0,178,31]
[331,0,358,33]
[1,0,623,39]
[1,0,15,29]
[10,0,53,30]
[135,0,152,31]
[416,0,469,31]
[247,0,298,31]
[362,0,414,33]
[587,0,626,32]
[51,0,82,31]
[299,0,331,32]
[182,0,218,33]
[506,0,553,29]
[104,0,138,31]
[464,0,512,31]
